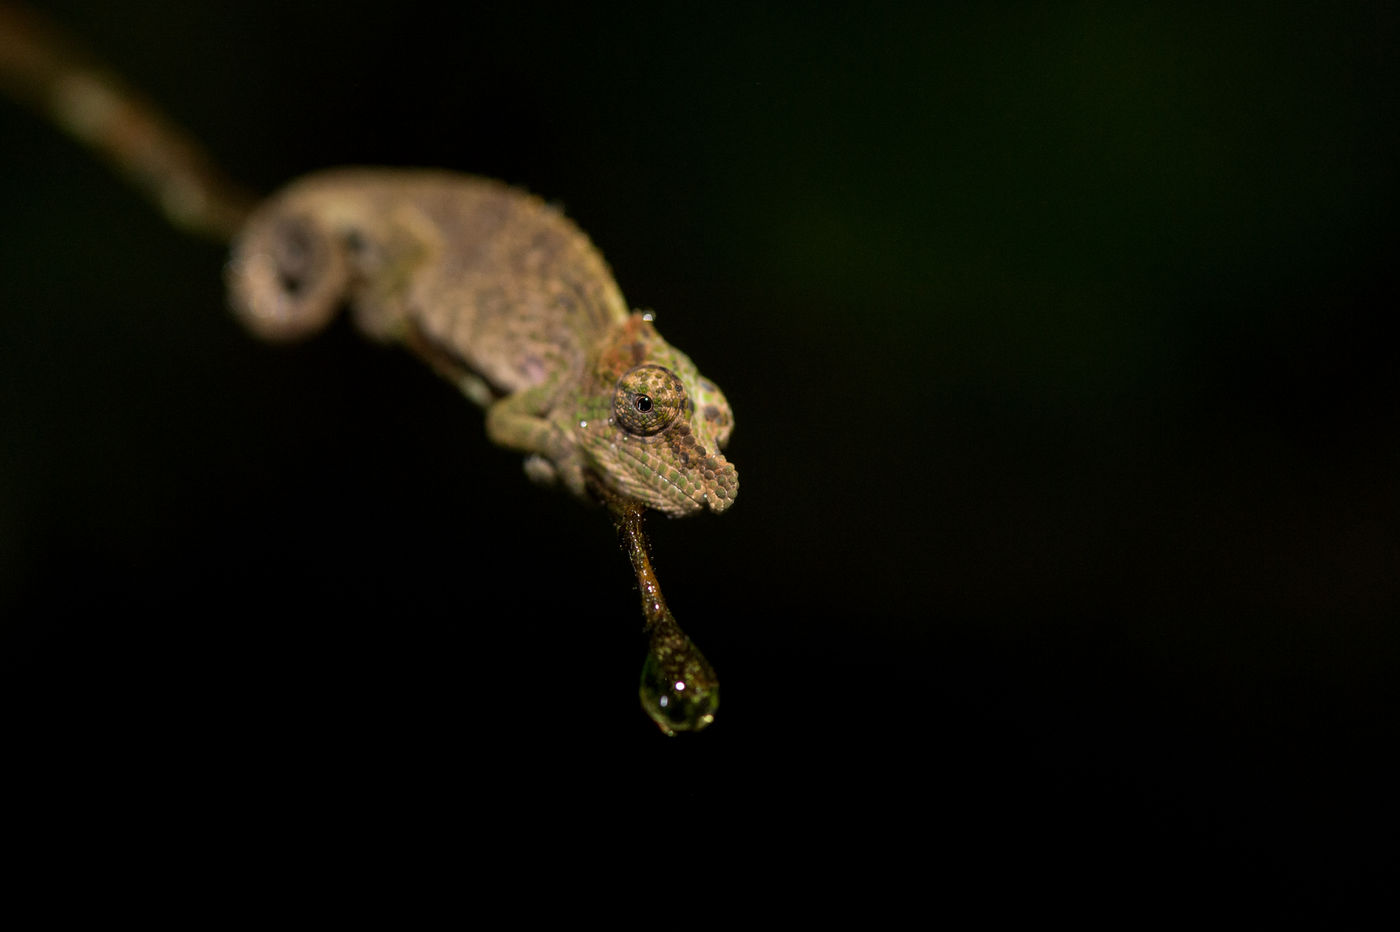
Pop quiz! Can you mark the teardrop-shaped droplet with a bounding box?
[639,629,719,736]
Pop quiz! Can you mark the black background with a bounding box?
[2,0,1396,909]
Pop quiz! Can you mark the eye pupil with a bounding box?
[635,395,653,413]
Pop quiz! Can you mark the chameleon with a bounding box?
[229,169,739,517]
[0,4,737,519]
[1,3,735,732]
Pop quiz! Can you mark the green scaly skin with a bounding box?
[227,168,737,516]
[551,313,738,515]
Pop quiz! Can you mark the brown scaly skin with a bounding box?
[228,169,737,516]
[3,4,734,733]
[4,8,737,517]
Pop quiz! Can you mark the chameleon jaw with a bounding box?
[607,440,738,517]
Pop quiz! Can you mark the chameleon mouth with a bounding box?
[611,443,736,516]
[632,445,739,514]
[697,454,738,514]
[613,444,706,515]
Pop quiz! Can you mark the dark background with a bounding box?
[2,0,1396,907]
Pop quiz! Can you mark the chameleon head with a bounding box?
[576,315,737,517]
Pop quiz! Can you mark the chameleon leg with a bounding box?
[484,384,580,495]
[399,320,496,407]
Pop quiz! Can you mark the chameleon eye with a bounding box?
[614,366,685,436]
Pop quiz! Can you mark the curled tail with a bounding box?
[0,3,256,240]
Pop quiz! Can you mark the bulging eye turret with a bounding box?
[613,365,686,436]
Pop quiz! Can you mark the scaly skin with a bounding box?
[227,168,737,516]
[4,4,734,733]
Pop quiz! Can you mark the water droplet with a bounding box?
[638,635,718,736]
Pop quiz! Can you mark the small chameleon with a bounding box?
[0,4,737,519]
[1,4,735,733]
[229,170,738,516]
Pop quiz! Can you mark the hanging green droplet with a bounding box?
[639,624,719,736]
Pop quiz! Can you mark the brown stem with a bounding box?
[613,498,669,627]
[590,481,720,734]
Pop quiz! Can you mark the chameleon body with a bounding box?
[228,169,737,516]
[2,5,733,732]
